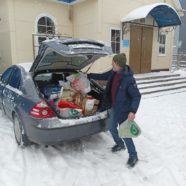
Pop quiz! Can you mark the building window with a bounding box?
[37,16,55,45]
[111,29,121,54]
[159,33,166,55]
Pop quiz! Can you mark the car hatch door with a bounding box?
[29,38,112,74]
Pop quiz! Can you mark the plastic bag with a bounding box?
[118,120,141,138]
[58,80,71,90]
[59,108,82,118]
[58,100,80,109]
[66,72,91,94]
[43,84,61,100]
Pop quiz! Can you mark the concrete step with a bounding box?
[135,72,186,96]
[135,73,180,81]
[139,80,186,90]
[141,88,186,99]
[137,77,186,85]
[180,61,186,65]
[172,64,186,68]
[140,85,186,95]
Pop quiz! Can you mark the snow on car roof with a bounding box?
[17,62,33,72]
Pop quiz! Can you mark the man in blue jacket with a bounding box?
[88,53,141,167]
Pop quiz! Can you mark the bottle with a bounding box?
[85,96,95,111]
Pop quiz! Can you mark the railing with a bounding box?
[32,33,70,59]
[172,53,186,71]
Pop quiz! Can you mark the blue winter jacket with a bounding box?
[89,66,141,123]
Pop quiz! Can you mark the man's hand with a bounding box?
[128,112,135,121]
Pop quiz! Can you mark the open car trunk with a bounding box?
[34,70,106,119]
[30,38,112,122]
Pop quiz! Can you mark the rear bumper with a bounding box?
[26,118,109,145]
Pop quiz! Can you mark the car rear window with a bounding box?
[34,73,52,81]
[39,52,89,68]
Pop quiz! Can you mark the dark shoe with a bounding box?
[111,144,125,152]
[127,157,138,168]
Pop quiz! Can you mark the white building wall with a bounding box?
[72,0,99,39]
[0,0,13,72]
[0,0,183,73]
[2,0,73,71]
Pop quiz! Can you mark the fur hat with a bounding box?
[113,53,127,68]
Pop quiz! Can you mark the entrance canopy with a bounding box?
[57,0,78,3]
[121,3,181,27]
[50,0,84,5]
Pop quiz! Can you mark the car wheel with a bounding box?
[13,114,30,147]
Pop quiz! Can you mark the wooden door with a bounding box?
[141,27,153,73]
[129,25,142,74]
[129,25,153,74]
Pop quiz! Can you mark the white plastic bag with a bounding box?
[118,120,141,138]
[66,72,91,94]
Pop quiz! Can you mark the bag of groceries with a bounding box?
[59,108,82,118]
[66,72,91,94]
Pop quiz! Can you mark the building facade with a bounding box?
[0,0,183,73]
[178,0,186,53]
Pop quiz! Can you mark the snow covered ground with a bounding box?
[1,71,186,186]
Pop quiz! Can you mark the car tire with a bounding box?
[13,114,30,147]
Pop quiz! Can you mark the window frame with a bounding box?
[110,28,121,54]
[158,32,166,56]
[34,14,57,57]
[37,16,56,45]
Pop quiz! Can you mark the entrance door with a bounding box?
[129,25,153,74]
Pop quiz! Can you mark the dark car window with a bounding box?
[8,68,21,89]
[0,67,14,85]
[35,73,52,81]
[40,52,89,67]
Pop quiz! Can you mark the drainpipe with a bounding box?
[68,5,74,37]
[68,5,73,21]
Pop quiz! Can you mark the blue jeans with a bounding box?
[109,109,137,158]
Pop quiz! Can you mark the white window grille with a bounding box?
[111,29,121,54]
[37,16,56,45]
[159,32,166,55]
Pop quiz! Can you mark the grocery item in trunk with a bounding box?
[82,96,96,116]
[58,100,80,109]
[43,84,61,100]
[59,108,82,118]
[73,92,85,107]
[66,72,91,94]
[84,96,95,111]
[60,89,75,101]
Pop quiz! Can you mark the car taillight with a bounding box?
[29,101,56,119]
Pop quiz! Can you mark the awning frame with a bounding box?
[121,3,182,28]
[49,0,85,5]
[122,18,158,29]
[121,19,176,40]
